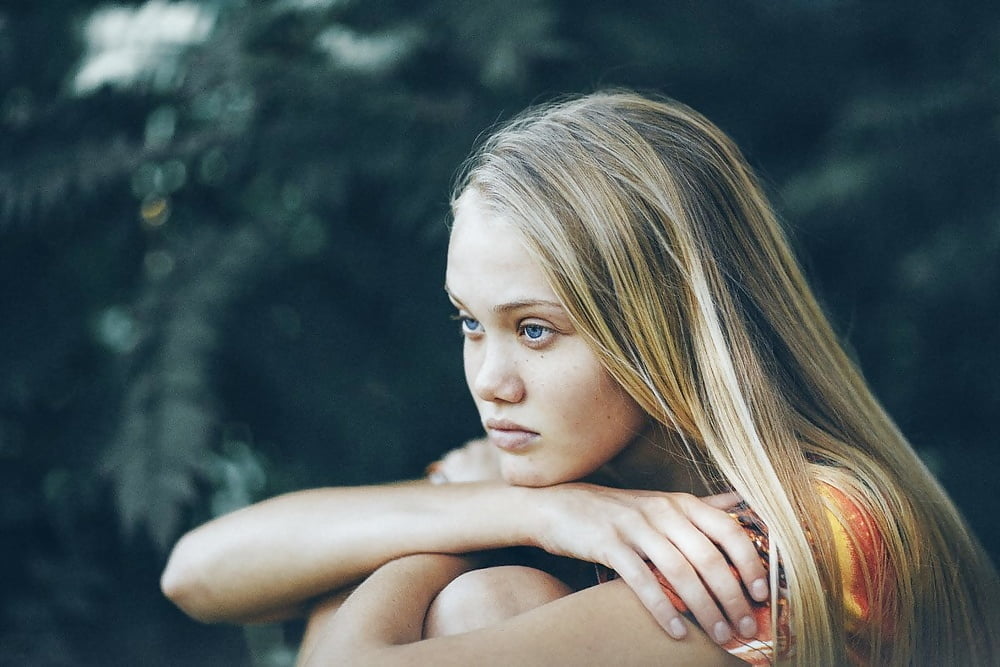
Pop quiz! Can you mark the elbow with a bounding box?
[160,533,224,624]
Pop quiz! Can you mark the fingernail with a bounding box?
[668,617,687,639]
[750,578,769,601]
[739,615,757,638]
[713,620,732,644]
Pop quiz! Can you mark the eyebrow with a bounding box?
[491,299,566,315]
[444,287,566,315]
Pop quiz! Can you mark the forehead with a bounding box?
[446,192,559,305]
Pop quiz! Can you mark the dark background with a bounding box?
[1,1,997,664]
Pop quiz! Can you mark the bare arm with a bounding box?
[162,431,768,639]
[163,482,767,648]
[161,480,531,624]
[300,553,743,667]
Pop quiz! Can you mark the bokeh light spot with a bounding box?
[145,105,177,148]
[198,148,228,186]
[161,160,187,193]
[144,249,175,279]
[95,306,139,354]
[141,195,171,227]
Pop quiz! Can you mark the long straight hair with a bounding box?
[454,91,1000,665]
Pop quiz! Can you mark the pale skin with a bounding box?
[160,190,770,664]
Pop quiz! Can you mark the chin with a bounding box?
[501,464,566,488]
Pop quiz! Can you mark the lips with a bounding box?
[485,418,539,452]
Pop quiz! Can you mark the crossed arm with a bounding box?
[296,553,743,666]
[161,444,769,659]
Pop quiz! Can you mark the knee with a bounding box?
[424,566,572,638]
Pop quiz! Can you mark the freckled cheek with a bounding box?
[589,373,644,432]
[549,372,604,429]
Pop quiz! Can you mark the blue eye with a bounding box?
[522,324,546,339]
[459,317,481,334]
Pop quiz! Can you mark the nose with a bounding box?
[468,340,525,404]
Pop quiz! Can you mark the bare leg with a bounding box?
[423,565,573,638]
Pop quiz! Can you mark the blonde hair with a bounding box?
[453,91,999,665]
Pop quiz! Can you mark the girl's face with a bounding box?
[445,191,647,487]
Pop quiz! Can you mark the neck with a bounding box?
[587,423,715,496]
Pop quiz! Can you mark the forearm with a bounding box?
[161,481,533,623]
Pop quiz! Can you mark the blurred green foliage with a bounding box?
[1,1,997,664]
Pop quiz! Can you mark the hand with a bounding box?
[428,438,502,484]
[526,483,769,644]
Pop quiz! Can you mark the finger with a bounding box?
[425,461,448,485]
[699,492,741,510]
[604,546,688,640]
[638,526,745,644]
[671,529,759,641]
[684,502,770,604]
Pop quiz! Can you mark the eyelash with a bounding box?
[454,315,481,335]
[450,313,556,347]
[519,323,553,345]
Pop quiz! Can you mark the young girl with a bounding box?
[162,91,1000,665]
